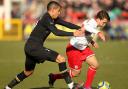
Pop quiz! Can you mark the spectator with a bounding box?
[11,2,21,18]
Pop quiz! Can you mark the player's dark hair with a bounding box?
[96,10,110,21]
[47,1,62,10]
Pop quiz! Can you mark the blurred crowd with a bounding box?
[11,0,128,40]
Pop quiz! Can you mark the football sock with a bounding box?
[7,71,27,88]
[7,79,19,88]
[58,62,73,89]
[84,66,96,88]
[52,73,63,80]
[52,69,75,80]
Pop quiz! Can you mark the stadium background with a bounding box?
[0,0,128,89]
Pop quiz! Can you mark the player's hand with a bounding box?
[93,42,99,48]
[98,32,106,42]
[73,30,85,37]
[79,25,85,32]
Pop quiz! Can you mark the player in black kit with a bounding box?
[4,1,84,89]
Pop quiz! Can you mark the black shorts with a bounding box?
[24,42,59,71]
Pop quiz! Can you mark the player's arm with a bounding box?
[55,17,81,29]
[48,24,84,36]
[97,32,106,42]
[90,40,99,48]
[46,18,84,36]
[83,24,105,41]
[48,24,73,36]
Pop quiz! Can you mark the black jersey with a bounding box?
[27,12,80,45]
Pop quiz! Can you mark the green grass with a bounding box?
[0,40,128,89]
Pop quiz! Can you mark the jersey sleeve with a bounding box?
[55,17,81,29]
[45,17,74,36]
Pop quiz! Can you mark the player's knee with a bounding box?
[24,70,34,76]
[73,71,81,76]
[56,55,66,63]
[70,69,81,77]
[96,62,100,69]
[91,62,100,69]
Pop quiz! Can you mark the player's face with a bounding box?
[52,7,61,19]
[99,18,108,27]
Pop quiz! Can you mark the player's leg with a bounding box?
[5,54,36,89]
[48,44,82,88]
[56,54,76,89]
[66,44,82,78]
[32,46,76,89]
[84,55,99,89]
[69,69,81,78]
[48,73,63,87]
[48,68,81,87]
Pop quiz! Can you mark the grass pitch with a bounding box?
[0,40,128,89]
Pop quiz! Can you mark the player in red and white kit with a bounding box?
[48,10,110,89]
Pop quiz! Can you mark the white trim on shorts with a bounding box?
[86,54,95,59]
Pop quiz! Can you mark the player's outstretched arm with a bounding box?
[55,17,81,29]
[48,24,84,37]
[45,16,84,36]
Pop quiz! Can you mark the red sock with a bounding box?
[52,73,63,80]
[84,66,96,88]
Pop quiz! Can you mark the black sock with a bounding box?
[58,62,72,84]
[8,78,19,88]
[8,71,27,88]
